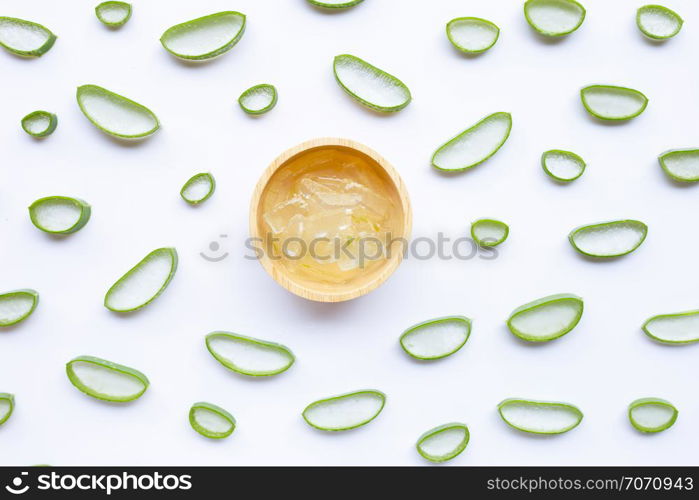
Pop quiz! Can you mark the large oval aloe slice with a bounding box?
[181,173,215,205]
[21,111,57,138]
[205,332,295,377]
[643,310,699,344]
[628,398,678,433]
[77,85,159,139]
[333,54,411,112]
[0,290,39,327]
[416,423,470,463]
[104,248,178,312]
[95,2,132,28]
[307,0,364,8]
[431,112,512,172]
[302,390,385,431]
[66,355,149,402]
[580,85,648,121]
[658,149,699,182]
[189,402,236,439]
[400,316,471,360]
[507,294,583,342]
[0,17,56,57]
[471,218,509,247]
[524,0,585,36]
[0,393,14,425]
[498,398,583,434]
[238,84,277,115]
[28,196,91,234]
[637,5,683,40]
[160,11,246,61]
[446,17,499,54]
[569,220,647,258]
[541,149,586,182]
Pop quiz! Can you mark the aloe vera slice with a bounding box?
[471,218,509,247]
[160,11,246,61]
[21,111,57,138]
[307,0,364,8]
[28,196,91,235]
[400,316,471,360]
[524,0,586,37]
[66,355,149,402]
[580,85,648,121]
[658,149,699,182]
[541,149,585,182]
[498,398,583,434]
[95,2,132,28]
[446,17,499,54]
[0,290,38,327]
[333,54,411,112]
[104,248,177,312]
[637,5,682,40]
[189,402,236,439]
[76,84,159,139]
[238,84,277,115]
[416,423,470,463]
[628,398,678,433]
[507,294,583,342]
[205,332,295,377]
[643,310,699,344]
[0,17,56,57]
[302,390,385,431]
[0,393,14,425]
[431,112,512,172]
[181,173,215,205]
[569,220,647,258]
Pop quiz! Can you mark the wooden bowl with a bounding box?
[250,138,412,302]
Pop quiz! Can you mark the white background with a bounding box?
[1,0,698,466]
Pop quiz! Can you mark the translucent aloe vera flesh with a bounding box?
[181,173,215,204]
[95,2,132,27]
[205,332,295,377]
[400,316,471,360]
[629,398,678,433]
[416,423,470,463]
[333,54,411,112]
[498,398,583,434]
[21,111,57,137]
[0,290,38,327]
[471,219,509,247]
[66,356,149,402]
[643,310,699,344]
[303,390,385,431]
[580,85,648,121]
[524,0,586,37]
[0,394,14,425]
[446,18,499,54]
[569,220,647,258]
[76,85,159,139]
[307,0,365,8]
[541,150,585,182]
[0,17,57,57]
[238,84,277,115]
[507,294,583,342]
[189,402,236,439]
[658,149,699,182]
[432,112,512,172]
[160,11,246,61]
[637,5,683,40]
[29,196,91,234]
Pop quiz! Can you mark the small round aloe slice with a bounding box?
[181,173,215,205]
[637,5,682,40]
[28,196,91,235]
[400,316,471,360]
[307,0,364,8]
[446,17,499,54]
[0,290,38,327]
[95,2,132,28]
[658,149,699,182]
[189,402,236,439]
[569,220,647,258]
[580,85,648,121]
[498,398,583,434]
[66,355,149,402]
[432,112,512,172]
[160,11,246,61]
[21,111,57,137]
[416,423,470,463]
[0,393,14,425]
[524,0,586,37]
[471,218,509,247]
[104,248,178,312]
[643,310,699,344]
[302,390,385,431]
[333,54,411,112]
[541,149,585,182]
[205,332,295,377]
[507,294,583,342]
[238,84,277,115]
[628,398,678,433]
[77,84,159,139]
[0,17,57,57]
